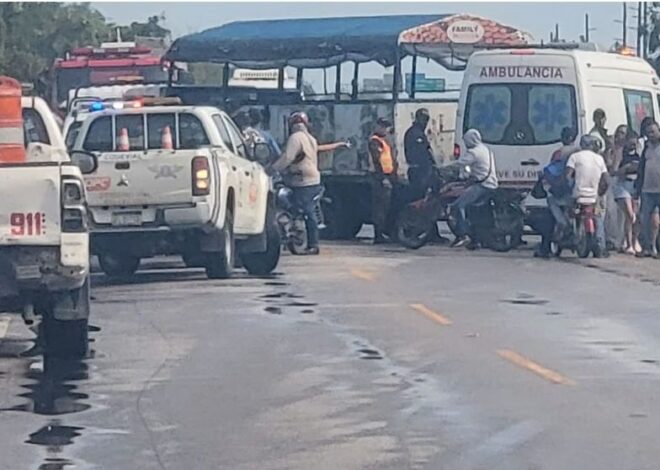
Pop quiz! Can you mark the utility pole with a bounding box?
[642,1,649,58]
[555,23,560,42]
[623,2,628,47]
[637,1,643,54]
[585,14,590,42]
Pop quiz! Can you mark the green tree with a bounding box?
[114,14,170,41]
[0,3,110,81]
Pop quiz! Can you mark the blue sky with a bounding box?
[94,2,626,46]
[92,2,630,89]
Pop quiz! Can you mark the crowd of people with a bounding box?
[533,110,660,259]
[232,105,660,259]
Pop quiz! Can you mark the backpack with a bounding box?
[543,157,571,197]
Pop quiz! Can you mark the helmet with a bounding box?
[579,134,600,152]
[288,111,309,128]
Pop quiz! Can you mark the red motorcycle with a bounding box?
[395,180,466,249]
[553,202,601,258]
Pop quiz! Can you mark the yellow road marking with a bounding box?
[497,349,575,385]
[410,303,452,326]
[350,269,375,281]
[0,315,10,339]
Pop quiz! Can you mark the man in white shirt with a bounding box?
[566,135,610,256]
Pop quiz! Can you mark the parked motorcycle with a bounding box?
[395,164,525,251]
[395,183,466,249]
[553,202,600,258]
[273,178,326,255]
[454,188,526,252]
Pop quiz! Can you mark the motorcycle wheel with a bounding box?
[287,217,308,255]
[576,224,590,258]
[396,206,433,250]
[488,233,518,252]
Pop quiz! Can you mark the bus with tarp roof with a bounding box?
[163,14,532,239]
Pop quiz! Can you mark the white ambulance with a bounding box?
[455,45,660,189]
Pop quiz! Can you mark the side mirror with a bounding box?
[253,142,272,165]
[69,150,98,175]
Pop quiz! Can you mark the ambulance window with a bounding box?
[179,113,210,149]
[464,84,576,146]
[83,116,112,152]
[465,85,511,143]
[22,109,50,145]
[624,90,654,134]
[116,115,145,151]
[528,85,576,144]
[147,113,176,149]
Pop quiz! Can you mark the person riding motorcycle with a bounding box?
[269,111,348,255]
[565,134,610,257]
[450,129,499,248]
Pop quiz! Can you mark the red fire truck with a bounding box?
[48,41,170,112]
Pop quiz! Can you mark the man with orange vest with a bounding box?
[369,118,398,244]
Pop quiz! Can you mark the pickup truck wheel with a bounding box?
[242,206,281,276]
[206,211,234,279]
[43,279,90,359]
[99,253,140,279]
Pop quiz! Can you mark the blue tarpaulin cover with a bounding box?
[165,15,450,68]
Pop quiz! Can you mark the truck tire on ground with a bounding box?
[44,280,90,359]
[323,195,363,240]
[98,253,140,279]
[242,205,281,276]
[182,252,206,268]
[206,210,234,279]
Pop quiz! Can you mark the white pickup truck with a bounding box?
[72,99,280,278]
[0,94,97,359]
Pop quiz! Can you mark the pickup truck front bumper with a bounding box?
[0,246,88,301]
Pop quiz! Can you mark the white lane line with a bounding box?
[0,315,11,339]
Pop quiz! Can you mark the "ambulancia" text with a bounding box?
[479,66,564,79]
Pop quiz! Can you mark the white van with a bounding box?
[455,46,660,190]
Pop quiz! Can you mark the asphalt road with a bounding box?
[1,241,660,470]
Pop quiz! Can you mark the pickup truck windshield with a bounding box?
[83,112,210,152]
[464,83,577,146]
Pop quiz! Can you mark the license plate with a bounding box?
[14,265,41,280]
[112,212,142,226]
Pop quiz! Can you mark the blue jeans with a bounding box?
[293,184,323,249]
[451,184,492,238]
[640,192,660,251]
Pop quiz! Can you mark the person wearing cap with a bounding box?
[271,111,349,255]
[404,108,436,198]
[368,118,398,244]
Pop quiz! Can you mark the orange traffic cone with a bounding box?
[161,125,173,150]
[0,76,26,163]
[117,128,130,151]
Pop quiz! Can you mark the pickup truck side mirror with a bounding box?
[253,142,272,165]
[69,150,98,175]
